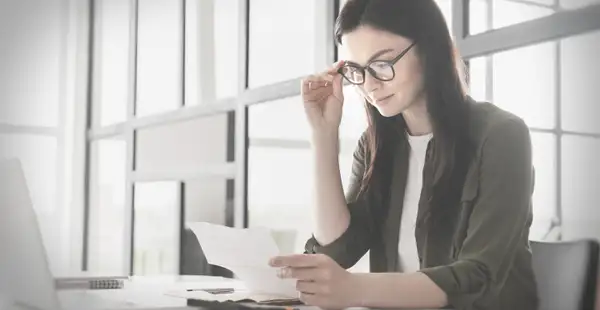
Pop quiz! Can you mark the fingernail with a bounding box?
[269,257,278,266]
[277,268,289,278]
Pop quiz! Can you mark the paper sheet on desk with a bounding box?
[188,222,297,299]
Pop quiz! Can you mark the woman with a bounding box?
[268,0,538,309]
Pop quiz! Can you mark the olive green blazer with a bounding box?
[305,97,539,310]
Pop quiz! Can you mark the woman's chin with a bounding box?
[376,105,404,118]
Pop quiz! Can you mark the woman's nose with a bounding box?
[362,71,381,94]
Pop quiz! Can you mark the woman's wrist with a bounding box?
[312,128,339,144]
[311,129,339,154]
[347,273,371,308]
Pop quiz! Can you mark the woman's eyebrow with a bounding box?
[367,48,395,63]
[345,48,396,66]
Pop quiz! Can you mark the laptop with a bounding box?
[0,158,62,310]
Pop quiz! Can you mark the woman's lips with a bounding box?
[374,94,394,105]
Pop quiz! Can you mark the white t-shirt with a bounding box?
[398,132,433,272]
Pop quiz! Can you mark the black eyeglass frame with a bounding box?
[337,41,417,85]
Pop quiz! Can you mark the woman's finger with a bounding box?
[277,267,322,281]
[296,280,321,294]
[303,87,332,103]
[270,254,323,268]
[299,292,321,307]
[325,60,345,75]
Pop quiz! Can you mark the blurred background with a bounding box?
[0,0,599,278]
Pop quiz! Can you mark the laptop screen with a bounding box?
[0,158,61,310]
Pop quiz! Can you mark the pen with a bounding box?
[187,288,236,294]
[187,299,301,310]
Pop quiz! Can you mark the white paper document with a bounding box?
[187,222,298,300]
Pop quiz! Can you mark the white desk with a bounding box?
[57,275,244,310]
[56,275,442,310]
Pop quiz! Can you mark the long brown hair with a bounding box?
[337,0,472,210]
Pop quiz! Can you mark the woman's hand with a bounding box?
[301,61,346,135]
[269,253,361,309]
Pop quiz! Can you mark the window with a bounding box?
[136,0,183,117]
[248,96,311,142]
[469,42,556,129]
[561,135,600,240]
[529,133,557,240]
[469,0,600,35]
[86,138,127,273]
[93,0,130,126]
[247,95,369,270]
[185,0,241,105]
[184,177,232,225]
[248,0,320,88]
[135,115,229,174]
[468,30,600,240]
[181,177,234,275]
[248,146,356,254]
[560,30,600,135]
[133,182,181,275]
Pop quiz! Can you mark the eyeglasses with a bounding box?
[338,41,417,85]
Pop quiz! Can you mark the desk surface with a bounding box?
[57,275,441,310]
[58,275,234,310]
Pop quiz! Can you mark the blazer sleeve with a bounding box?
[419,117,534,309]
[304,132,375,269]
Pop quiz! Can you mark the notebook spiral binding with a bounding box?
[89,279,124,290]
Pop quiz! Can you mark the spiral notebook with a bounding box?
[55,274,128,290]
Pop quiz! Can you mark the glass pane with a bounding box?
[87,138,127,273]
[247,148,351,252]
[248,96,312,141]
[560,0,600,9]
[185,0,240,106]
[247,147,315,255]
[136,0,183,117]
[469,0,600,35]
[133,182,180,275]
[529,132,557,241]
[561,135,600,240]
[467,57,489,102]
[0,1,60,126]
[181,178,233,276]
[247,146,368,270]
[94,0,130,126]
[248,0,319,88]
[184,178,231,225]
[561,30,600,135]
[493,42,556,129]
[135,115,228,172]
[468,41,556,129]
[470,0,553,35]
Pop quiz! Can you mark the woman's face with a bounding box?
[341,25,425,117]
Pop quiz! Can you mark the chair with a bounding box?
[530,239,599,310]
[180,228,233,278]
